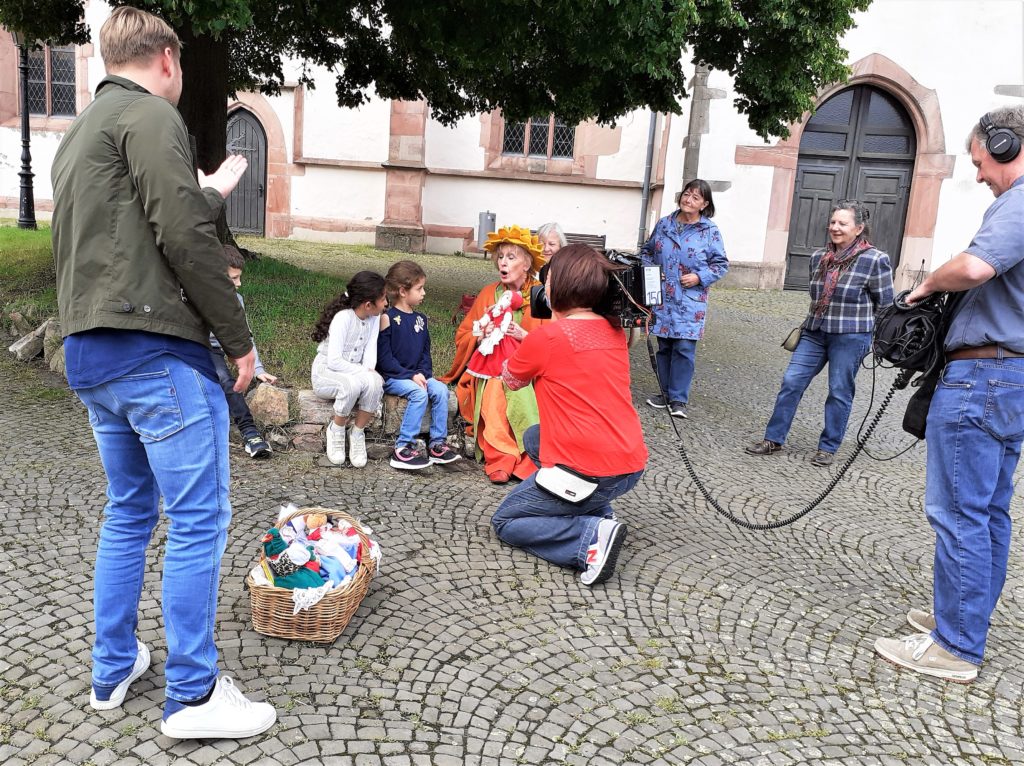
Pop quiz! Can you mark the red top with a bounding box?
[503,318,648,477]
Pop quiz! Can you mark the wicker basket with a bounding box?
[247,506,376,642]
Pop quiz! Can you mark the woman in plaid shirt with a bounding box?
[746,201,894,466]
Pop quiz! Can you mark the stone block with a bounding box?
[42,319,62,363]
[297,390,336,425]
[48,344,66,378]
[247,383,290,425]
[291,423,324,435]
[8,311,34,337]
[291,433,324,452]
[9,329,44,361]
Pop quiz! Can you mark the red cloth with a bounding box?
[504,318,648,477]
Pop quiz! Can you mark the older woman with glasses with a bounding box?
[745,200,894,466]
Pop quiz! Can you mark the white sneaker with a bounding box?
[580,519,628,586]
[90,639,150,710]
[326,422,346,465]
[160,676,277,739]
[349,426,368,468]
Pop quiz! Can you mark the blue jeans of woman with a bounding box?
[491,425,644,569]
[924,358,1024,665]
[764,328,871,453]
[383,376,449,447]
[75,355,231,703]
[655,336,697,404]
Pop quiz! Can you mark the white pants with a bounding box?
[311,355,383,417]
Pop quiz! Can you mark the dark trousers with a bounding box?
[208,350,258,437]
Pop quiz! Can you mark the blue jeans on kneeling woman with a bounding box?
[763,328,871,453]
[491,425,644,570]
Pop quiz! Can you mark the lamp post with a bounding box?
[10,30,36,230]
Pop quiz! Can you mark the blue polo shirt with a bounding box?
[945,175,1024,353]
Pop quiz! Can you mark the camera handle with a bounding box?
[646,334,911,530]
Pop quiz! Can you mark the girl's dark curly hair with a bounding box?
[311,270,386,342]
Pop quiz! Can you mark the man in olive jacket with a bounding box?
[51,7,275,740]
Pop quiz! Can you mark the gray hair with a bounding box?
[537,222,567,247]
[830,200,870,239]
[966,104,1024,153]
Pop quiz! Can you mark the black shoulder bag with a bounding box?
[872,290,964,439]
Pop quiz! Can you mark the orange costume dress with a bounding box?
[439,280,546,481]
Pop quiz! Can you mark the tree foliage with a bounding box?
[0,0,870,139]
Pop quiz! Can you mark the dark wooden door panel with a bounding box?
[785,162,847,290]
[784,85,916,289]
[226,110,267,236]
[850,163,912,270]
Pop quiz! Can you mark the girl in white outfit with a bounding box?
[311,271,387,467]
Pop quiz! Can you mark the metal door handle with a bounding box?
[258,184,264,197]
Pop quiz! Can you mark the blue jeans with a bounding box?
[383,377,449,446]
[764,328,871,453]
[209,349,257,436]
[655,336,697,404]
[75,355,231,702]
[491,425,644,570]
[925,358,1024,664]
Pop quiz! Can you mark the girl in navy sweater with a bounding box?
[378,261,461,470]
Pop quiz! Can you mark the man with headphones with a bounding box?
[873,105,1024,682]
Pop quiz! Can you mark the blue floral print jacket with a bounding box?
[640,213,729,340]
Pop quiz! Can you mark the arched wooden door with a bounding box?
[784,86,916,289]
[225,109,267,235]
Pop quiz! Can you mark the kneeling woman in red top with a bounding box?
[491,245,649,586]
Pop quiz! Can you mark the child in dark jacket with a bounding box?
[378,261,461,470]
[209,245,277,458]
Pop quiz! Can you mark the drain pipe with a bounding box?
[637,110,658,250]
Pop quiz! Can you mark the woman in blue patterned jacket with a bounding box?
[746,200,894,466]
[640,179,729,419]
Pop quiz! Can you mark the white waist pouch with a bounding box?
[535,464,600,505]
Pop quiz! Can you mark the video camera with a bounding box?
[530,250,663,328]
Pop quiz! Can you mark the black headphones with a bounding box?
[980,112,1021,163]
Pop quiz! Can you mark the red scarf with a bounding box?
[812,236,872,319]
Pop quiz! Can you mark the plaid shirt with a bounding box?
[804,246,894,334]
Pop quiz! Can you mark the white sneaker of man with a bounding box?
[326,421,346,465]
[349,425,368,468]
[89,640,150,710]
[160,676,277,739]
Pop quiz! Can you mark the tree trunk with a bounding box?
[175,26,245,251]
[176,25,229,173]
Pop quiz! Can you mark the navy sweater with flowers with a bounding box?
[377,307,433,380]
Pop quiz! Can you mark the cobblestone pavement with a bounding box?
[2,288,1023,766]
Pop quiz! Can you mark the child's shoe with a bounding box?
[243,433,272,459]
[390,444,430,470]
[349,426,368,468]
[326,422,346,465]
[428,441,461,465]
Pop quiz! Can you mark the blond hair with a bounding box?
[100,7,180,70]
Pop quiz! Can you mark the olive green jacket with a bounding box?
[51,75,252,358]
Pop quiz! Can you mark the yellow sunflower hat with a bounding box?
[483,225,545,274]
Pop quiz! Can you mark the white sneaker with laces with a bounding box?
[160,676,277,739]
[873,633,978,682]
[326,422,346,465]
[349,426,368,468]
[580,519,628,586]
[90,639,150,710]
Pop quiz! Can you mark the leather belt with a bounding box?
[947,344,1024,361]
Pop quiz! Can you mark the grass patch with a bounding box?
[0,224,56,332]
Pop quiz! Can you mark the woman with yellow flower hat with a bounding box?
[439,225,547,483]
